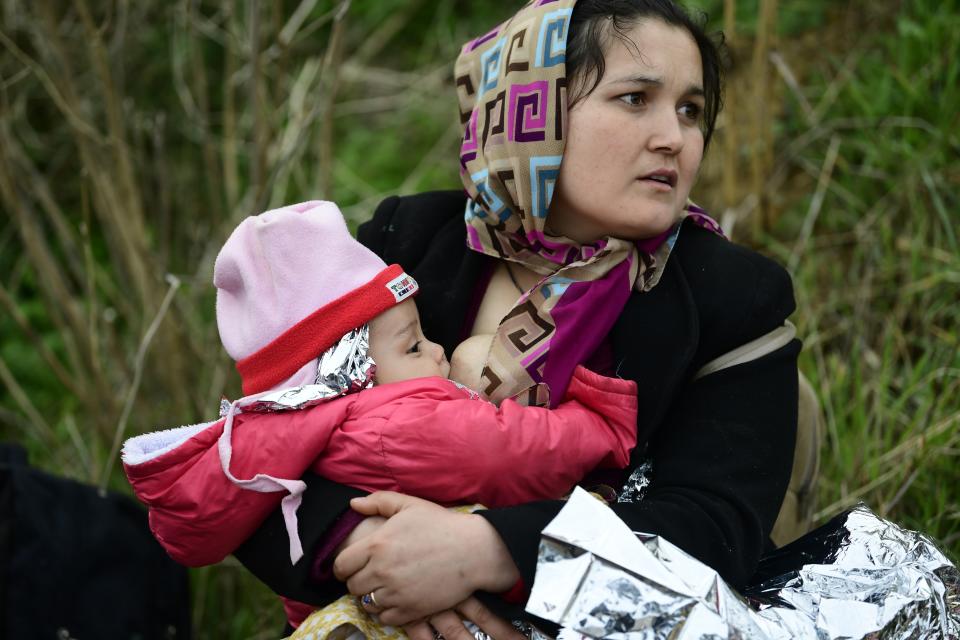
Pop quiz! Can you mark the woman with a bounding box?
[237,1,801,637]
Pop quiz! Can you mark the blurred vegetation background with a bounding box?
[1,0,957,637]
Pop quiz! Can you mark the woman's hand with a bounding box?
[332,491,520,626]
[332,513,386,556]
[403,597,525,640]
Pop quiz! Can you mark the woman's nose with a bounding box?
[647,107,684,154]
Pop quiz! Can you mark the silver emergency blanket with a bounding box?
[219,325,375,417]
[617,460,653,504]
[526,487,960,639]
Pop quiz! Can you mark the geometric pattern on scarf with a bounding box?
[455,0,724,407]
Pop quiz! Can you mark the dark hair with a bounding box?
[566,0,726,148]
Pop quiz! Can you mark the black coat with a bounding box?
[236,190,800,617]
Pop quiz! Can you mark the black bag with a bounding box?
[0,443,191,640]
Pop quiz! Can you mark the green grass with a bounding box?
[757,0,960,554]
[1,0,958,637]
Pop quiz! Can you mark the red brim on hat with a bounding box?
[236,264,418,395]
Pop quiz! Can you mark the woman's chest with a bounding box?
[469,262,542,336]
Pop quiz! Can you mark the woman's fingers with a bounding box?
[332,540,367,581]
[335,493,428,580]
[344,571,384,601]
[455,597,525,640]
[398,600,523,640]
[402,620,436,640]
[427,610,478,640]
[349,490,428,517]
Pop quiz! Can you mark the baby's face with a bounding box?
[367,300,450,385]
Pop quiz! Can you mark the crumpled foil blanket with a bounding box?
[522,487,959,639]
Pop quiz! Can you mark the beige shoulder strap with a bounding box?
[693,321,797,381]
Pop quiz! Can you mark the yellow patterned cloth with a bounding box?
[287,506,484,640]
[286,594,407,640]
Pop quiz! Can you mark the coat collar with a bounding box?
[610,253,699,449]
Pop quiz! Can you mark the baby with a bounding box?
[122,201,638,633]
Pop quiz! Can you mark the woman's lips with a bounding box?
[639,169,678,191]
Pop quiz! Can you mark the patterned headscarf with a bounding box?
[455,0,723,407]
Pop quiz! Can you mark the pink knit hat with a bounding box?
[214,201,418,395]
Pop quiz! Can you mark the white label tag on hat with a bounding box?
[386,272,419,302]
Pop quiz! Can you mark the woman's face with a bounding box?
[548,19,706,244]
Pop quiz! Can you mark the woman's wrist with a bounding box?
[466,513,521,593]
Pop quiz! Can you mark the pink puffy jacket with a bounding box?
[123,366,637,567]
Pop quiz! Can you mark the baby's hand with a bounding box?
[448,334,494,390]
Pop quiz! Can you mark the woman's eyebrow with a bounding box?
[607,73,663,87]
[607,74,705,97]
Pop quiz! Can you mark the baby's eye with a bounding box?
[407,341,421,354]
[618,92,646,107]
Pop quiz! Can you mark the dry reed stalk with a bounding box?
[185,0,225,227]
[0,171,120,432]
[69,0,155,307]
[268,57,325,206]
[271,2,290,112]
[0,30,105,144]
[79,186,107,392]
[150,114,173,270]
[721,0,738,220]
[318,0,351,200]
[749,0,779,237]
[763,0,780,227]
[7,143,85,278]
[0,355,57,446]
[0,144,89,383]
[353,0,425,65]
[78,2,196,419]
[2,3,204,441]
[222,0,241,214]
[100,274,181,490]
[249,0,267,204]
[62,413,96,482]
[0,282,81,398]
[33,4,146,303]
[787,135,841,273]
[770,51,814,126]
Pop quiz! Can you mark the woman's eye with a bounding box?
[678,102,703,122]
[618,92,646,107]
[407,341,421,354]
